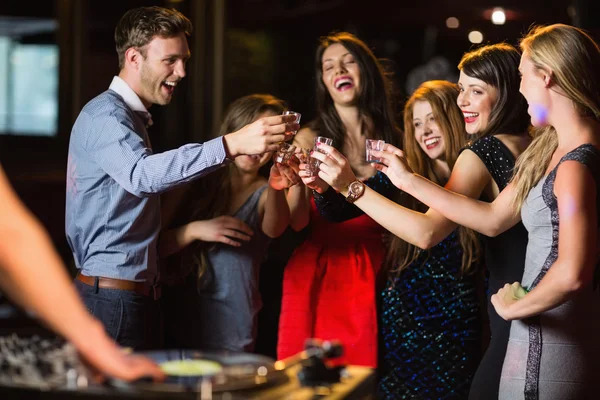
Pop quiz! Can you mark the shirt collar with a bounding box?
[108,76,153,124]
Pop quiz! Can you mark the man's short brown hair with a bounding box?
[115,6,192,69]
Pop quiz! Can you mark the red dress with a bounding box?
[277,187,388,367]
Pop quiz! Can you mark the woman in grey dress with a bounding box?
[159,94,299,352]
[360,24,600,399]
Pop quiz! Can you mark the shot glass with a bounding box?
[366,139,385,163]
[306,136,333,176]
[274,142,296,164]
[283,111,302,135]
[296,148,310,164]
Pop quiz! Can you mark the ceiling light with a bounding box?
[446,17,460,29]
[468,31,484,44]
[491,8,506,25]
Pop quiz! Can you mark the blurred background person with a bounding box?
[160,94,298,352]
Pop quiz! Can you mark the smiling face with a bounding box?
[457,71,499,135]
[321,43,361,107]
[136,33,190,107]
[412,100,446,161]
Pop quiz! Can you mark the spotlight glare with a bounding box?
[491,8,506,25]
[446,17,460,29]
[468,30,484,44]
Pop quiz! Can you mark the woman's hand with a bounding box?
[269,161,301,191]
[491,282,528,321]
[371,144,414,191]
[307,143,357,193]
[187,216,253,247]
[295,148,329,194]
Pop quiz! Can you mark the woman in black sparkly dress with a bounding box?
[309,44,531,399]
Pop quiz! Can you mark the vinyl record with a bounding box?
[111,349,288,393]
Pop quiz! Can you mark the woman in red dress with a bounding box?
[278,32,402,367]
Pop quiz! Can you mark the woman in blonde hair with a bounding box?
[309,44,531,399]
[349,24,600,399]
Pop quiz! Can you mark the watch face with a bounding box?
[350,181,365,195]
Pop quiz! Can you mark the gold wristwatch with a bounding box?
[345,180,366,203]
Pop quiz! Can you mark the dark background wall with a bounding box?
[0,0,595,269]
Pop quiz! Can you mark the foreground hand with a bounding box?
[370,143,414,191]
[269,162,301,190]
[188,216,253,247]
[491,282,527,321]
[74,321,164,382]
[223,114,299,157]
[308,143,357,193]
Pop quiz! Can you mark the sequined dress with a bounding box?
[499,144,600,400]
[378,229,481,399]
[277,172,396,367]
[465,136,529,400]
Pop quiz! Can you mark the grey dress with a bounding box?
[164,185,270,353]
[499,144,600,400]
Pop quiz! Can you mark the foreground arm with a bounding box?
[0,166,163,381]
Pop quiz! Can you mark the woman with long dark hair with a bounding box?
[277,32,402,367]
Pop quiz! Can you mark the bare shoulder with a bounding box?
[454,148,490,174]
[445,149,492,197]
[554,159,598,212]
[555,159,597,195]
[293,127,317,149]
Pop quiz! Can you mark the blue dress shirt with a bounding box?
[66,77,228,283]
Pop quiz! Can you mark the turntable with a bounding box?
[0,335,375,399]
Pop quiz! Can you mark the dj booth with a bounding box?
[0,365,374,399]
[0,333,375,400]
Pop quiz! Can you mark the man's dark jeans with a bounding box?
[74,279,162,350]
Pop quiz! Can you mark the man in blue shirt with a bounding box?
[66,6,296,349]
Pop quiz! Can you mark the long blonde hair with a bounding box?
[511,24,600,211]
[386,81,480,276]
